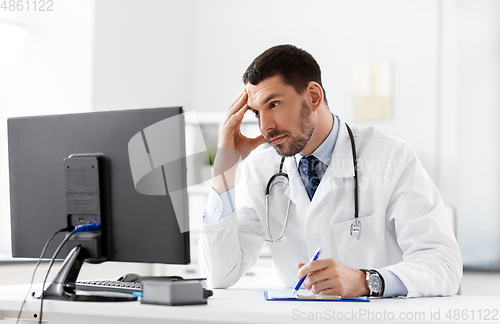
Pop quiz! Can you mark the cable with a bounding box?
[37,230,76,324]
[16,225,74,324]
[38,224,100,324]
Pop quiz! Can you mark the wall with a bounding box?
[0,0,95,254]
[437,0,500,267]
[455,0,500,267]
[91,0,195,112]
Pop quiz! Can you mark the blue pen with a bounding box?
[292,247,322,297]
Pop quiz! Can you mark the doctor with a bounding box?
[199,44,462,298]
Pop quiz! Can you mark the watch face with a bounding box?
[369,274,382,293]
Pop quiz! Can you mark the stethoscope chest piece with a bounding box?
[350,218,361,240]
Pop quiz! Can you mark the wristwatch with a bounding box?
[360,269,384,297]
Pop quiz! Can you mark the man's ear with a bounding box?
[307,81,323,111]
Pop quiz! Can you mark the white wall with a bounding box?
[455,0,500,267]
[0,0,95,254]
[92,0,195,112]
[437,0,500,267]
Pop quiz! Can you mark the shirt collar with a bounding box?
[295,114,340,168]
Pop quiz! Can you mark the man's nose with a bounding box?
[259,111,276,135]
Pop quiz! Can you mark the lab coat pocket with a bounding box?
[332,214,387,269]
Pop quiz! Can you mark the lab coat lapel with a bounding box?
[283,156,310,209]
[308,118,355,213]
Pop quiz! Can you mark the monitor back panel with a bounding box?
[8,107,190,264]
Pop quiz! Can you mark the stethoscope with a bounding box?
[265,122,361,242]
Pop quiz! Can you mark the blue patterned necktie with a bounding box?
[300,155,320,200]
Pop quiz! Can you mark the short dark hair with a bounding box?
[242,44,328,105]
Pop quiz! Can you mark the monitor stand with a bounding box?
[39,245,136,302]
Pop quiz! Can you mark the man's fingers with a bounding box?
[297,259,329,278]
[224,103,247,129]
[309,278,335,294]
[228,89,246,109]
[234,109,245,130]
[224,91,248,125]
[297,262,306,269]
[305,270,333,290]
[318,288,339,296]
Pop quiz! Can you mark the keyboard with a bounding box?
[75,276,206,295]
[75,280,143,294]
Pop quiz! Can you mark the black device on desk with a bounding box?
[8,107,196,302]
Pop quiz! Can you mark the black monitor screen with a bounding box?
[8,107,190,265]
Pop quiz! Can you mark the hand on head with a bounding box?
[218,90,266,159]
[211,90,266,195]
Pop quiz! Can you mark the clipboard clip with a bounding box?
[297,294,341,300]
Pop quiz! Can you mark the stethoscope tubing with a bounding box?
[264,122,360,242]
[345,123,359,221]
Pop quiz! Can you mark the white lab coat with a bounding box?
[199,116,462,297]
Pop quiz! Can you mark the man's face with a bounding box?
[246,75,316,157]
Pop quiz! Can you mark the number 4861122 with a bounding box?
[1,0,54,12]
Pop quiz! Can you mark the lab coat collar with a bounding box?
[284,154,310,209]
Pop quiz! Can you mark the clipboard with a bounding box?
[264,290,370,302]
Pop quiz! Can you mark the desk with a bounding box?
[0,284,499,324]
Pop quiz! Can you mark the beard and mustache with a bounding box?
[264,99,316,157]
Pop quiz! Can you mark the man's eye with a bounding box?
[253,110,259,117]
[270,102,280,109]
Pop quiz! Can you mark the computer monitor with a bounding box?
[8,107,190,300]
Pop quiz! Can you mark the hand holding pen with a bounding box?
[291,247,322,296]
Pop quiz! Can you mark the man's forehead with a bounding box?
[245,75,289,103]
[245,83,266,98]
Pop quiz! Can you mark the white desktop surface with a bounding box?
[0,284,499,324]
